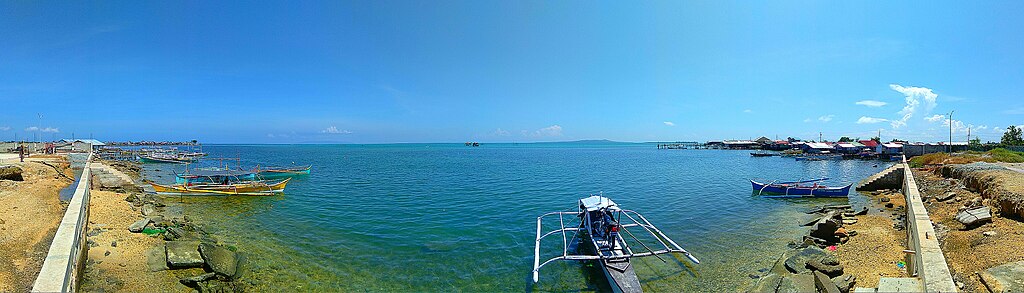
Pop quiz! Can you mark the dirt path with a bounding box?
[81,190,195,292]
[0,158,73,292]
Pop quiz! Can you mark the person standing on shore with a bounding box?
[19,143,25,162]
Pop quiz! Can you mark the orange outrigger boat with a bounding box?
[147,178,291,196]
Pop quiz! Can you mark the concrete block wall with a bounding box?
[901,156,958,292]
[31,154,92,293]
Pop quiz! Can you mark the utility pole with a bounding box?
[819,132,822,142]
[948,110,954,153]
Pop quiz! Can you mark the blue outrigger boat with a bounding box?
[751,178,851,198]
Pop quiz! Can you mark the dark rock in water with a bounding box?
[197,279,244,293]
[104,250,110,256]
[145,246,168,272]
[124,194,137,203]
[163,206,185,221]
[806,259,844,277]
[784,246,829,274]
[777,272,816,293]
[832,274,857,293]
[758,267,769,273]
[750,273,784,293]
[147,216,164,224]
[748,273,760,279]
[111,240,117,247]
[0,165,24,181]
[199,243,239,278]
[179,272,217,287]
[165,240,204,268]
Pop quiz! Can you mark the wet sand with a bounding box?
[0,157,72,292]
[834,189,909,288]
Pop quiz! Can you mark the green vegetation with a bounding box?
[838,136,852,142]
[908,148,1024,167]
[1002,125,1023,146]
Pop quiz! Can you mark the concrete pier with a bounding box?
[31,154,92,293]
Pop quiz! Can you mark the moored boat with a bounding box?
[147,178,291,196]
[255,165,312,179]
[139,154,195,164]
[531,195,699,292]
[174,168,258,184]
[750,178,851,198]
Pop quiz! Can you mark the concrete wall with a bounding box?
[901,156,958,292]
[905,145,969,157]
[31,154,92,293]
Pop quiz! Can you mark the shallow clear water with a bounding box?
[142,143,892,292]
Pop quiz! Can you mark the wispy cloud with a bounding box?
[855,100,887,107]
[0,126,10,131]
[529,125,563,137]
[924,114,944,123]
[743,109,752,113]
[889,84,938,129]
[321,126,352,134]
[25,126,59,133]
[663,121,675,127]
[492,128,510,136]
[1003,107,1024,115]
[856,117,889,124]
[818,115,834,123]
[803,118,812,123]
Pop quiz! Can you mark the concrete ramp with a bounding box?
[856,164,904,191]
[89,162,135,188]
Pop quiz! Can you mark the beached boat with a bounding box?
[147,178,291,196]
[750,178,851,198]
[750,151,776,157]
[255,165,311,179]
[532,195,699,292]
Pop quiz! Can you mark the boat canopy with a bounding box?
[178,169,250,177]
[579,195,620,212]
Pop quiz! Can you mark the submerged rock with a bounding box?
[200,243,239,278]
[784,246,828,274]
[179,272,217,287]
[777,272,816,293]
[166,240,204,268]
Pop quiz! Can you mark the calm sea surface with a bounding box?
[141,143,893,292]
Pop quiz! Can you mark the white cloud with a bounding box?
[493,128,510,136]
[25,126,59,133]
[857,117,889,124]
[803,118,812,123]
[1002,107,1024,115]
[855,100,887,107]
[0,126,10,131]
[321,126,352,134]
[889,84,938,129]
[663,121,675,126]
[975,125,988,131]
[924,114,944,123]
[743,109,752,113]
[531,125,563,137]
[994,127,1003,133]
[818,115,834,123]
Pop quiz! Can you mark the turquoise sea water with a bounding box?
[142,143,892,292]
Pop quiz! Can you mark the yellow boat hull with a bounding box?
[148,178,290,196]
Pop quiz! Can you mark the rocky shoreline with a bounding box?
[83,160,254,292]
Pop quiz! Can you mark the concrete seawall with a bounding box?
[901,156,958,292]
[31,154,92,292]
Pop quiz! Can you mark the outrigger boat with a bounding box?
[253,165,311,179]
[174,168,257,184]
[139,154,195,164]
[532,195,699,293]
[147,178,291,196]
[751,178,852,198]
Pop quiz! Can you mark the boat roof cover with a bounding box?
[579,196,620,212]
[179,169,251,177]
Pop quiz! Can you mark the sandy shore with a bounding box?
[81,185,199,292]
[915,168,1024,292]
[0,157,73,292]
[834,189,908,288]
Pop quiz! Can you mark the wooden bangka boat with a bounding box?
[174,169,257,184]
[255,165,311,179]
[139,154,194,164]
[750,178,851,198]
[148,178,291,196]
[532,195,699,292]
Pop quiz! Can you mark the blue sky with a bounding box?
[1,1,1023,143]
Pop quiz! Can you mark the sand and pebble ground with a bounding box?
[915,166,1024,292]
[834,190,908,288]
[0,156,73,292]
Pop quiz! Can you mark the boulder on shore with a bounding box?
[0,165,24,181]
[784,246,829,274]
[166,240,204,268]
[128,218,150,233]
[199,243,239,278]
[832,274,856,293]
[955,206,992,228]
[979,260,1024,292]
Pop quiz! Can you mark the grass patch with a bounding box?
[908,149,1020,167]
